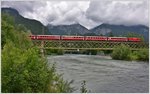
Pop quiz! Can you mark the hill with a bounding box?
[1,8,50,35]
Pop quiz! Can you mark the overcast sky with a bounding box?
[1,0,149,29]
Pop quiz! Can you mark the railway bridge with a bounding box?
[32,40,149,51]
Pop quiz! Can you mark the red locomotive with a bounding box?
[128,37,141,42]
[29,35,141,42]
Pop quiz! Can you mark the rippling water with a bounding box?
[47,54,149,93]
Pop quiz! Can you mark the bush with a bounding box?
[45,49,64,55]
[2,43,74,92]
[2,13,74,93]
[134,49,149,61]
[111,44,149,61]
[57,49,64,55]
[111,44,131,60]
[2,42,48,92]
[128,52,139,61]
[80,80,91,93]
[103,50,113,55]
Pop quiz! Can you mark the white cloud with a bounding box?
[1,0,149,29]
[86,0,149,27]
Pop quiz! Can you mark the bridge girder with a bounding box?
[32,40,149,50]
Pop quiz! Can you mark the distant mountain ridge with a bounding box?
[1,7,50,35]
[47,23,89,35]
[2,8,149,41]
[90,23,149,41]
[47,23,149,41]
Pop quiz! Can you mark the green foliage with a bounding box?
[103,50,113,55]
[130,49,149,61]
[80,80,90,93]
[46,49,56,55]
[2,13,74,93]
[57,49,64,55]
[45,49,64,55]
[2,43,48,92]
[136,49,149,61]
[1,13,33,49]
[111,44,149,61]
[111,44,131,60]
[128,52,139,61]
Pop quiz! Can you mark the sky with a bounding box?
[1,0,149,29]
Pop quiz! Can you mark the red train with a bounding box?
[29,35,141,42]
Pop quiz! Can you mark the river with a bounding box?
[47,54,149,93]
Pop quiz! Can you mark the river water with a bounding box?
[47,54,149,93]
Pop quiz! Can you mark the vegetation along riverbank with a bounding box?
[111,44,149,61]
[2,13,75,93]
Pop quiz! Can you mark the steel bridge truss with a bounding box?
[32,40,149,50]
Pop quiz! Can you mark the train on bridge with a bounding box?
[29,35,141,42]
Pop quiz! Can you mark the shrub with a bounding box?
[2,42,49,92]
[111,44,131,60]
[80,80,91,93]
[136,49,149,61]
[103,50,113,55]
[2,43,74,92]
[128,52,139,61]
[57,49,64,55]
[1,13,74,93]
[111,44,149,61]
[45,49,64,55]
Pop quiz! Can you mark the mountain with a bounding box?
[91,23,149,41]
[1,8,50,35]
[47,24,89,35]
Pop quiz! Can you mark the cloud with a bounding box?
[1,0,149,29]
[86,0,149,27]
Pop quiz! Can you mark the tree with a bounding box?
[2,13,74,93]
